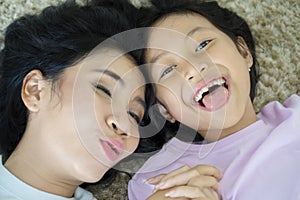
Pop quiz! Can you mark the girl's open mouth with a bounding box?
[194,77,229,111]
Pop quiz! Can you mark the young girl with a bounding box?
[0,0,147,199]
[128,0,300,199]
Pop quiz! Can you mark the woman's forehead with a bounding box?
[80,49,135,72]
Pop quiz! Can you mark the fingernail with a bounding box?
[152,185,160,193]
[165,190,176,197]
[155,181,166,189]
[219,173,223,179]
[146,177,162,185]
[145,178,154,184]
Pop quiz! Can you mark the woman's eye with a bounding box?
[128,111,141,125]
[195,40,212,52]
[161,65,177,78]
[95,84,111,97]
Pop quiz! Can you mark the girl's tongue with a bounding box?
[202,86,229,111]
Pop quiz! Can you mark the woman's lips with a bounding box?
[100,139,123,161]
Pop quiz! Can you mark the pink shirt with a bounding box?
[128,95,300,200]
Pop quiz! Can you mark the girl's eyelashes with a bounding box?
[161,65,177,78]
[195,39,212,52]
[95,84,111,97]
[128,111,141,125]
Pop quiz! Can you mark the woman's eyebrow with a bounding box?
[133,96,146,111]
[93,69,124,85]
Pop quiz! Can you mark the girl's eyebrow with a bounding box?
[93,69,124,85]
[150,27,209,63]
[186,26,206,38]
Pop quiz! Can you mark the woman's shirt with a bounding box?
[128,94,300,200]
[0,156,96,200]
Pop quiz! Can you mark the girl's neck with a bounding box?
[201,100,258,143]
[4,146,79,198]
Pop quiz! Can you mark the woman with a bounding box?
[0,0,146,199]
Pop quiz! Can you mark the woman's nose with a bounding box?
[105,115,129,138]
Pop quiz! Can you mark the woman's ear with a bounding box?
[237,36,253,69]
[156,103,176,123]
[21,69,46,112]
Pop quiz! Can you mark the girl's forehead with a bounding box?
[146,13,218,54]
[151,12,214,31]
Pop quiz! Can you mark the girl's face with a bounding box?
[146,13,256,141]
[30,49,145,183]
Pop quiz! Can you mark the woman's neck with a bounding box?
[4,143,79,198]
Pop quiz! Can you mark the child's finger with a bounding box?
[201,187,219,199]
[187,175,219,190]
[157,173,218,191]
[145,174,166,185]
[147,165,190,185]
[164,185,218,199]
[162,165,221,185]
[193,165,223,180]
[148,187,191,200]
[155,166,221,190]
[159,165,191,182]
[153,165,191,192]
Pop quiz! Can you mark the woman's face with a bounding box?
[34,49,145,182]
[145,13,256,141]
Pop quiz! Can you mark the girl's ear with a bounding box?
[237,36,253,69]
[21,69,46,112]
[156,103,176,123]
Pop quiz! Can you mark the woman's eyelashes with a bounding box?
[95,84,142,125]
[128,111,141,125]
[195,39,212,52]
[95,84,111,97]
[161,65,177,78]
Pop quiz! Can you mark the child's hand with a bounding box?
[147,187,218,200]
[146,165,222,199]
[146,187,190,200]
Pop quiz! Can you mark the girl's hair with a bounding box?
[137,0,258,101]
[0,0,138,162]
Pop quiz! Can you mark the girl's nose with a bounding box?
[183,64,206,80]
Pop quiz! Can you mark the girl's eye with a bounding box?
[95,84,111,97]
[161,65,177,78]
[128,111,141,125]
[195,40,212,52]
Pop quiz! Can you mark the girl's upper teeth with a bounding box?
[194,78,225,102]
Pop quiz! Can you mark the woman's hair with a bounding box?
[137,0,259,101]
[0,0,138,162]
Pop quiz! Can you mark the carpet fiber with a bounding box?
[1,0,299,199]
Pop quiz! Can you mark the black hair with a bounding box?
[0,0,139,162]
[137,0,258,101]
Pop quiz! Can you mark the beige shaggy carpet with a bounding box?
[1,0,299,199]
